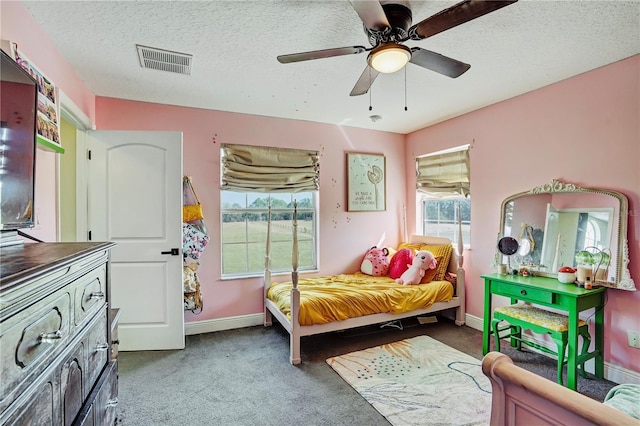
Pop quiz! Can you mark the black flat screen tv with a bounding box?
[1,49,38,231]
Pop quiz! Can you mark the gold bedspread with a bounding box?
[266,272,454,326]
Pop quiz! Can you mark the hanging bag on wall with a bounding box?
[183,263,203,313]
[182,222,210,260]
[183,177,204,222]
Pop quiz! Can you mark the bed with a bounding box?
[263,208,466,365]
[482,351,640,425]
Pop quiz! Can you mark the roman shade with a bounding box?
[416,146,470,198]
[221,144,319,193]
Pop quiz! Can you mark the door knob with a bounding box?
[161,248,180,255]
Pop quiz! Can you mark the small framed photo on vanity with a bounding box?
[346,152,386,212]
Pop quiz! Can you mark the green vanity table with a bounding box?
[482,273,606,390]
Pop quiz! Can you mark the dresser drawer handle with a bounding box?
[89,291,105,300]
[520,290,527,296]
[38,330,63,344]
[106,398,118,408]
[96,343,109,351]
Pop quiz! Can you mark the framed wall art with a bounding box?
[347,152,386,212]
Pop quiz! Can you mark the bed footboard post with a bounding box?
[455,206,466,326]
[289,202,302,365]
[264,206,273,327]
[290,278,301,365]
[455,268,466,326]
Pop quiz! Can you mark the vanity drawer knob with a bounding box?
[520,289,527,295]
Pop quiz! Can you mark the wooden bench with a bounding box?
[491,303,591,387]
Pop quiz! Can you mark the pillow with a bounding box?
[420,255,444,284]
[419,244,453,281]
[389,248,413,279]
[397,242,422,253]
[360,246,390,277]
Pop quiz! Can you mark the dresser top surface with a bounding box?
[0,242,115,286]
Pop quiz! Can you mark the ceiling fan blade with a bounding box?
[409,48,470,78]
[410,0,518,40]
[349,0,390,31]
[277,46,368,64]
[350,66,380,96]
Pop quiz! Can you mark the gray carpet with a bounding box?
[116,316,617,425]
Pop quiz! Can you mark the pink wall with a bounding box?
[407,55,640,372]
[94,99,406,323]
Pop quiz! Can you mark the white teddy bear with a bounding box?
[395,250,437,285]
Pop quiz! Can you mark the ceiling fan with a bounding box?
[277,0,518,96]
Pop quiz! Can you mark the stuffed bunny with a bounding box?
[396,250,437,285]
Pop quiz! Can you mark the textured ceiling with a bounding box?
[22,0,640,134]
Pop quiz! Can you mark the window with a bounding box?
[421,197,470,247]
[221,192,317,277]
[416,145,470,247]
[220,143,319,278]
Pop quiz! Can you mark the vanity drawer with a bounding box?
[494,282,554,304]
[73,265,107,327]
[0,290,72,406]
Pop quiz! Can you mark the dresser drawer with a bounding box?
[1,375,55,426]
[0,290,72,406]
[493,282,554,304]
[73,361,118,426]
[73,265,107,327]
[84,308,109,397]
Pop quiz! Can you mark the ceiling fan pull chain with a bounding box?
[404,67,408,111]
[369,67,373,111]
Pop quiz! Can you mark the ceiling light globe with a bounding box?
[368,44,411,74]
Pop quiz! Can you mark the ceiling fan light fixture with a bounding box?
[368,44,411,73]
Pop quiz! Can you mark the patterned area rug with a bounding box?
[326,336,491,426]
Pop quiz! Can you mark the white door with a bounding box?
[87,130,184,351]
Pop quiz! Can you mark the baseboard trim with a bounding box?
[464,313,483,331]
[464,313,640,385]
[185,313,264,336]
[604,361,640,385]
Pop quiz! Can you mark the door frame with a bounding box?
[59,90,92,242]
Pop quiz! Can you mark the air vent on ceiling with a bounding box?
[136,44,192,75]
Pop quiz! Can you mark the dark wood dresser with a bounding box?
[0,242,119,425]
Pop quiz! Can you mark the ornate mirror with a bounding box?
[499,179,635,290]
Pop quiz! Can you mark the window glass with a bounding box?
[221,191,317,277]
[422,197,471,247]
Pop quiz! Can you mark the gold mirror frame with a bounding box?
[499,179,635,291]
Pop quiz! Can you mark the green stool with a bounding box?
[491,303,591,387]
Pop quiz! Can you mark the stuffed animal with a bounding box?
[360,246,390,276]
[396,250,437,285]
[389,248,413,279]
